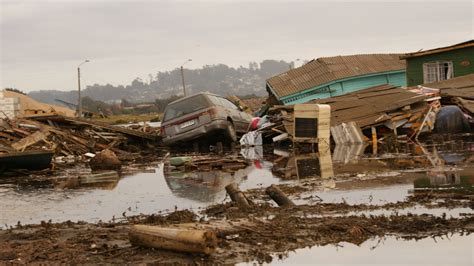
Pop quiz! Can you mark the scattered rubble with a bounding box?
[0,114,160,173]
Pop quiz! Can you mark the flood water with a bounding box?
[0,134,473,263]
[1,135,473,228]
[265,233,473,265]
[0,161,283,227]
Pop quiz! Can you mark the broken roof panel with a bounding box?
[401,40,474,59]
[422,73,474,91]
[421,74,474,115]
[309,84,428,128]
[267,54,405,98]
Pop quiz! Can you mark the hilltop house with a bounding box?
[401,40,474,86]
[266,54,406,105]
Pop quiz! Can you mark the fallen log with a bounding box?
[265,184,295,207]
[225,183,250,207]
[129,225,217,255]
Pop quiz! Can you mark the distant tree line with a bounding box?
[4,88,26,95]
[28,59,295,105]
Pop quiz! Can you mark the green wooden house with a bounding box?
[266,54,406,105]
[402,40,474,86]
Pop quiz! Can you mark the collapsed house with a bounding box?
[420,73,474,116]
[256,84,437,146]
[0,90,75,119]
[255,41,474,146]
[266,54,406,105]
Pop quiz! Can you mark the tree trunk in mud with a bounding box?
[225,183,250,207]
[128,225,217,255]
[266,184,295,207]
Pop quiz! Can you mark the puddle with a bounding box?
[0,161,284,228]
[262,233,473,265]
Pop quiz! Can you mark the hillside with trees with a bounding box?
[29,60,295,105]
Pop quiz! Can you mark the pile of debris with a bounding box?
[421,73,474,116]
[0,115,160,171]
[254,84,439,145]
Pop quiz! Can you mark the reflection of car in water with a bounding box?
[161,92,253,150]
[163,167,251,203]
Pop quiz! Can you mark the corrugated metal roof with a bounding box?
[267,54,406,98]
[309,84,427,128]
[401,40,474,59]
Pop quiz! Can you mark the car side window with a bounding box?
[208,95,223,107]
[221,98,239,110]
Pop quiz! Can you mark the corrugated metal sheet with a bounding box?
[401,40,474,59]
[422,73,474,90]
[267,54,405,98]
[310,84,427,128]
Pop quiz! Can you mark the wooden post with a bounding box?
[371,126,378,155]
[225,183,250,207]
[266,184,295,207]
[129,225,217,255]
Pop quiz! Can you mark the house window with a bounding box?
[423,61,453,83]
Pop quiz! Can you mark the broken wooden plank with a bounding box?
[11,130,51,151]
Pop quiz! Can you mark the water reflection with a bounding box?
[262,234,473,265]
[53,171,120,190]
[163,170,245,203]
[272,144,334,180]
[332,143,367,163]
[414,171,474,192]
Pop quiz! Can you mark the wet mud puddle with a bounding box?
[248,233,473,265]
[0,161,283,227]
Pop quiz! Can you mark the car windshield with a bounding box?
[163,94,210,122]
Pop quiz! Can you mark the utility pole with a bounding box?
[77,67,81,117]
[180,59,192,97]
[181,65,186,97]
[77,60,90,117]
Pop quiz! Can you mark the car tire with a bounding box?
[226,122,237,142]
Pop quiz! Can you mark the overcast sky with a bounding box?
[1,0,473,92]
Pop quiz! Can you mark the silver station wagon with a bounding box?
[161,92,253,150]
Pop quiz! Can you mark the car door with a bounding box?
[220,97,248,132]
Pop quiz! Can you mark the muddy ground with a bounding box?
[0,185,472,264]
[1,134,473,264]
